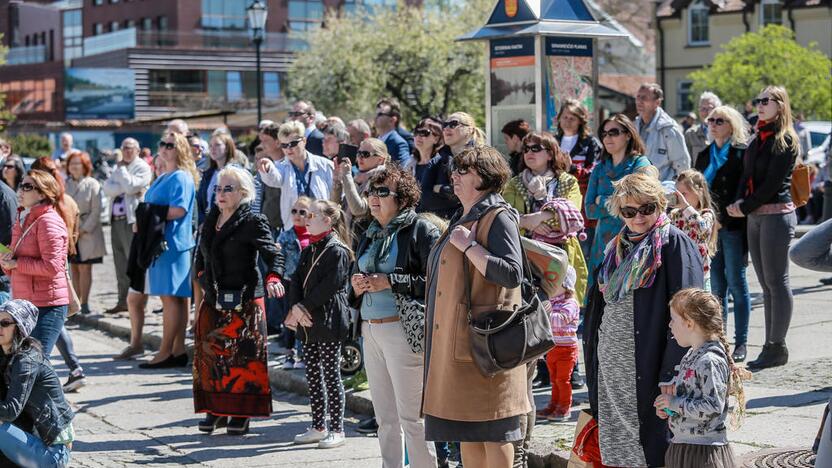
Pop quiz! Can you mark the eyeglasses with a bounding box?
[600,128,624,139]
[442,120,467,130]
[212,185,236,194]
[121,146,138,151]
[0,320,15,328]
[18,182,36,192]
[291,208,308,216]
[280,139,303,149]
[752,97,774,107]
[158,141,176,150]
[413,129,433,138]
[366,186,397,198]
[452,166,470,176]
[288,111,308,117]
[620,203,658,219]
[707,117,726,126]
[357,150,376,159]
[523,144,545,154]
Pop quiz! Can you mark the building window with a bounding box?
[125,19,135,29]
[288,0,324,31]
[677,80,693,115]
[264,72,280,99]
[761,0,782,26]
[94,0,104,5]
[141,17,152,30]
[63,9,83,64]
[93,23,104,35]
[687,1,709,45]
[226,71,243,101]
[202,0,249,30]
[110,21,119,32]
[157,16,169,31]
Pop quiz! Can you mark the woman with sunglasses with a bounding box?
[583,173,704,468]
[693,105,751,363]
[404,117,444,181]
[726,86,801,371]
[422,146,527,468]
[192,165,281,436]
[585,114,652,291]
[331,138,389,244]
[348,166,440,467]
[503,131,588,305]
[2,156,24,192]
[127,132,199,369]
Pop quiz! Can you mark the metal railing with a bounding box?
[6,45,48,65]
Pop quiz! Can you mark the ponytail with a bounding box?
[314,199,354,260]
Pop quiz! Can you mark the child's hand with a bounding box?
[654,394,671,411]
[656,407,669,419]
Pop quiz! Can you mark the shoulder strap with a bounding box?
[13,217,42,255]
[303,243,336,289]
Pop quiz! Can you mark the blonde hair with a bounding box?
[637,164,660,180]
[606,173,667,218]
[448,112,486,146]
[708,105,749,147]
[760,85,801,157]
[294,196,312,208]
[216,165,256,205]
[278,121,306,140]
[313,199,354,259]
[676,170,719,256]
[669,288,751,429]
[360,138,391,164]
[165,132,200,186]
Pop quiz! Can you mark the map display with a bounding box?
[544,37,595,133]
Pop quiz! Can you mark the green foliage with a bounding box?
[2,133,53,158]
[0,34,11,130]
[286,0,492,127]
[688,25,831,120]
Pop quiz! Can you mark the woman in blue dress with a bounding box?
[138,131,199,369]
[585,114,652,292]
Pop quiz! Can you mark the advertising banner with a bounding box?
[65,68,135,120]
[490,37,536,155]
[543,37,594,133]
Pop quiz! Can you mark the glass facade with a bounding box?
[288,0,324,31]
[202,0,249,30]
[150,69,284,107]
[63,9,83,64]
[677,80,693,115]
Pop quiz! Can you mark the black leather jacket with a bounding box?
[0,346,74,445]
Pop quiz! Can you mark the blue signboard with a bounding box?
[545,37,593,57]
[490,37,535,58]
[65,68,135,120]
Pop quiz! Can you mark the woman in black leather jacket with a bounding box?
[349,166,440,467]
[0,299,74,468]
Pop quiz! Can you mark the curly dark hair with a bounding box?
[367,165,421,210]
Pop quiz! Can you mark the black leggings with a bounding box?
[304,341,345,433]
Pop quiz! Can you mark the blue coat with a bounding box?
[306,127,325,157]
[397,126,414,154]
[383,130,412,167]
[584,226,704,467]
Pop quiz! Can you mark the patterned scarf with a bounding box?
[363,209,415,272]
[520,169,555,201]
[599,213,671,304]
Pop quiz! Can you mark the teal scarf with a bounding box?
[703,142,730,186]
[363,209,416,272]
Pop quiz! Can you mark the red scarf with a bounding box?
[309,229,332,244]
[294,225,311,249]
[756,119,775,144]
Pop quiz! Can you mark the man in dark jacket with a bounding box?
[0,181,17,304]
[375,98,412,166]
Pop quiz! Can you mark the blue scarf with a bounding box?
[703,142,730,186]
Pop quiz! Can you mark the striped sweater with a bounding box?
[548,293,580,347]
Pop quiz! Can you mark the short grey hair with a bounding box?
[348,119,371,136]
[121,137,139,149]
[166,119,190,135]
[217,165,256,205]
[323,122,350,144]
[699,91,722,107]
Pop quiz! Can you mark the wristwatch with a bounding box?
[463,240,478,256]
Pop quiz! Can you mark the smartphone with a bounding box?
[338,144,358,165]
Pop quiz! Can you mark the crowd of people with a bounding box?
[0,82,820,468]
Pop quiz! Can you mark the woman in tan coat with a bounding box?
[422,146,528,467]
[65,151,106,315]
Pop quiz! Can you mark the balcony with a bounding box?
[6,45,48,65]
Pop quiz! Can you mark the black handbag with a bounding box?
[216,287,245,311]
[463,241,556,377]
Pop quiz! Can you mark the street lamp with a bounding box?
[247,0,268,125]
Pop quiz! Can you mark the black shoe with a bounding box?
[198,414,228,433]
[227,417,250,435]
[356,417,378,434]
[570,363,585,389]
[747,343,788,371]
[152,307,163,314]
[732,344,747,363]
[138,354,189,369]
[746,343,771,369]
[62,371,87,393]
[819,276,832,286]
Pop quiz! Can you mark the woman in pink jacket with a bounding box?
[0,169,69,354]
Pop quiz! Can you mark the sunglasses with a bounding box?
[523,144,545,154]
[357,150,377,159]
[3,164,16,169]
[18,182,36,192]
[752,97,773,107]
[291,208,308,216]
[0,320,15,328]
[442,120,466,130]
[376,112,394,118]
[212,185,236,194]
[158,141,176,150]
[707,117,726,126]
[620,203,658,219]
[366,186,397,198]
[413,129,433,138]
[288,111,308,117]
[600,128,624,139]
[280,139,303,149]
[452,166,470,176]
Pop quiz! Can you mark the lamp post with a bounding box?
[247,0,268,125]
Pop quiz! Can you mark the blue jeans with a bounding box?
[710,229,751,345]
[0,422,71,468]
[56,326,83,373]
[31,305,67,356]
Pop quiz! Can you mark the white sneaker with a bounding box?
[293,360,306,369]
[318,431,346,449]
[294,427,328,445]
[282,358,295,370]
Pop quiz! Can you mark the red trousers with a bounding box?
[545,345,579,413]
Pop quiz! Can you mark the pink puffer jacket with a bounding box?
[5,203,69,307]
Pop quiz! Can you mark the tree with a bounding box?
[2,133,52,158]
[688,25,831,120]
[286,0,492,127]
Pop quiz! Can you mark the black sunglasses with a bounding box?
[212,185,236,194]
[357,150,377,159]
[442,120,467,130]
[291,208,308,216]
[366,186,397,198]
[158,140,176,150]
[0,319,15,328]
[452,165,470,176]
[288,111,308,117]
[413,129,433,138]
[752,97,774,107]
[523,144,545,154]
[620,203,658,219]
[18,182,36,192]
[707,117,726,126]
[3,164,16,169]
[280,139,303,149]
[599,128,624,139]
[376,112,394,118]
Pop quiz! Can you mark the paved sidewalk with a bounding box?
[77,226,829,466]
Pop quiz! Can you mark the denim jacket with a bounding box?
[0,346,74,445]
[275,228,303,279]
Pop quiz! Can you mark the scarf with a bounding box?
[599,213,671,304]
[363,209,415,272]
[309,229,331,244]
[520,169,555,201]
[756,120,775,144]
[294,225,311,249]
[703,142,731,185]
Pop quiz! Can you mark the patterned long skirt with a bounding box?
[193,297,273,417]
